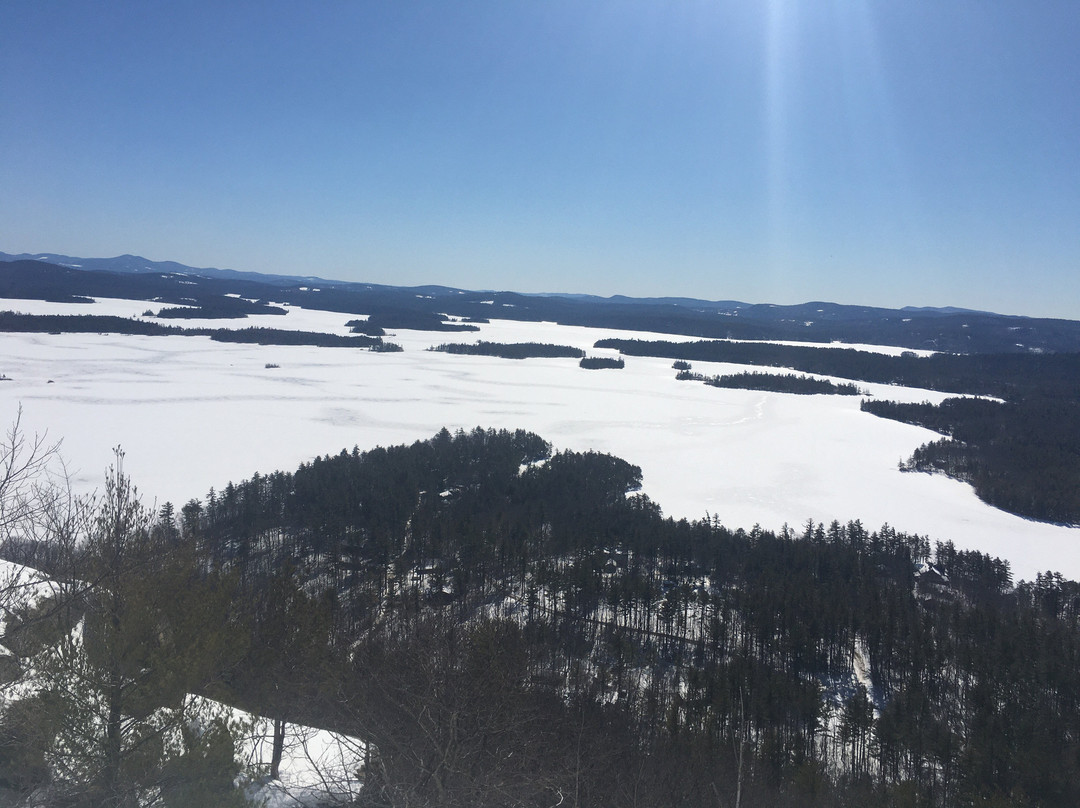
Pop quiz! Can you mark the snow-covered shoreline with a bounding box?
[1,297,1075,583]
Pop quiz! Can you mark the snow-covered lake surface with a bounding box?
[1,296,1076,583]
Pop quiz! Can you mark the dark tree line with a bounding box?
[579,356,624,369]
[430,342,586,359]
[152,306,240,319]
[168,428,1080,807]
[346,319,388,336]
[596,337,1080,400]
[206,327,388,349]
[0,311,182,336]
[153,301,287,318]
[0,312,399,350]
[678,370,863,395]
[366,310,479,332]
[0,259,284,316]
[862,397,1080,523]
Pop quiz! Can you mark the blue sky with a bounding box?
[2,1,1079,317]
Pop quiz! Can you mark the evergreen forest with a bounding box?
[430,342,586,359]
[3,426,1078,807]
[579,356,624,369]
[0,311,399,351]
[677,370,864,396]
[600,338,1080,524]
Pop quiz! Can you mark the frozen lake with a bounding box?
[1,296,1075,583]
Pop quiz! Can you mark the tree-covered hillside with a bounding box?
[9,257,1080,353]
[3,414,1080,805]
[4,428,1064,807]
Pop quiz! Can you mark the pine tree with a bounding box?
[17,451,252,807]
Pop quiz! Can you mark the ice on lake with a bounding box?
[0,296,1075,583]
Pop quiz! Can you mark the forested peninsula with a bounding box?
[677,369,864,395]
[0,312,399,350]
[3,427,1076,807]
[601,337,1080,524]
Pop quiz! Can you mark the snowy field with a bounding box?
[0,296,1076,583]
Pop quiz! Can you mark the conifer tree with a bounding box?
[8,450,252,808]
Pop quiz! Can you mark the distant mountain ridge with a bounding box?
[0,251,320,287]
[0,251,982,317]
[2,251,1079,353]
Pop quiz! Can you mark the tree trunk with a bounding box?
[735,738,745,808]
[270,717,286,780]
[103,674,125,808]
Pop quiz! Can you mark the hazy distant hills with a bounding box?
[0,251,312,287]
[3,251,1080,353]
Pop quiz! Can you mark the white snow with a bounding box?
[0,296,1076,583]
[852,638,876,713]
[0,559,62,638]
[222,703,365,806]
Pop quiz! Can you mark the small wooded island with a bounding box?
[430,341,585,359]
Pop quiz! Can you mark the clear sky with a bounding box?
[2,1,1078,318]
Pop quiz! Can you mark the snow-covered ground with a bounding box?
[219,700,364,807]
[0,296,1076,583]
